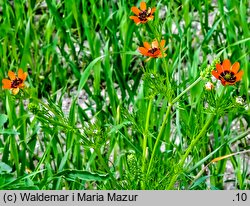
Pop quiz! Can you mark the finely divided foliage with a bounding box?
[0,0,249,190]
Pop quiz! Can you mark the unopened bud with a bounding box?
[235,96,244,105]
[28,103,40,114]
[205,82,214,90]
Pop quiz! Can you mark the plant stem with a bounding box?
[146,75,203,177]
[141,98,153,189]
[172,76,202,104]
[146,103,172,177]
[166,113,215,189]
[161,50,170,88]
[95,148,121,189]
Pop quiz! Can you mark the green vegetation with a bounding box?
[0,0,249,189]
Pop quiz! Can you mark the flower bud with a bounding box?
[205,82,214,90]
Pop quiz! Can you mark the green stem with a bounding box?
[141,98,153,189]
[146,103,172,177]
[172,76,202,105]
[166,113,215,189]
[147,21,160,39]
[216,86,227,107]
[166,85,226,189]
[147,22,171,90]
[146,76,203,178]
[161,49,170,88]
[95,148,121,189]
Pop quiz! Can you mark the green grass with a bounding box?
[0,0,249,190]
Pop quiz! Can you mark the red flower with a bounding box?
[130,1,156,25]
[2,69,28,95]
[138,40,167,61]
[211,59,244,86]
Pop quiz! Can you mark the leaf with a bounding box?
[211,149,250,163]
[202,17,222,44]
[0,129,19,135]
[54,169,109,181]
[58,150,71,172]
[187,143,225,173]
[0,170,45,189]
[190,175,210,189]
[77,51,139,95]
[77,55,105,94]
[108,121,131,135]
[0,114,8,127]
[0,162,12,174]
[10,136,20,175]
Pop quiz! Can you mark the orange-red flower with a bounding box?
[2,69,28,95]
[211,59,244,86]
[130,1,156,25]
[138,40,167,61]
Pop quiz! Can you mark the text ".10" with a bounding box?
[236,193,247,202]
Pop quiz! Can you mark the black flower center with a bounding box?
[11,78,23,88]
[139,9,151,21]
[219,71,236,83]
[148,47,158,54]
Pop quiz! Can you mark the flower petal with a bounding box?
[147,15,154,20]
[141,20,148,24]
[12,88,19,95]
[158,52,167,58]
[131,6,140,15]
[151,7,156,14]
[18,68,28,81]
[215,63,223,73]
[138,47,149,56]
[152,40,159,48]
[2,79,12,89]
[235,70,244,82]
[222,59,231,71]
[129,16,141,24]
[19,83,25,88]
[211,70,220,79]
[220,78,227,86]
[143,42,151,49]
[160,40,166,49]
[140,1,146,11]
[8,71,16,80]
[231,62,240,74]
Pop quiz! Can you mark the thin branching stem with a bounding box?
[141,98,153,189]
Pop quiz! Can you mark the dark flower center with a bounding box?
[148,47,158,54]
[11,78,23,88]
[219,71,236,83]
[139,9,151,21]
